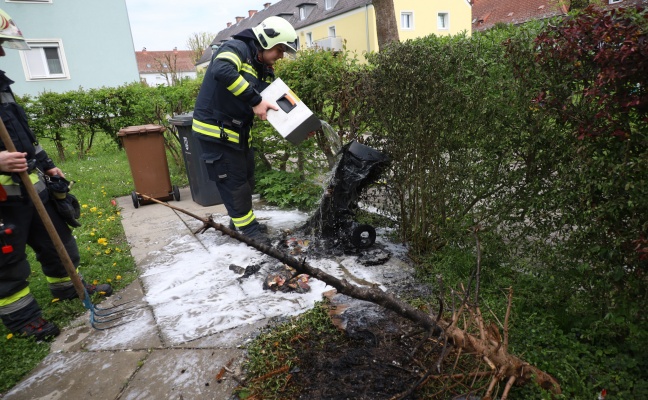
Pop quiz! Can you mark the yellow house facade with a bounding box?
[295,0,473,56]
[395,0,473,41]
[199,1,473,69]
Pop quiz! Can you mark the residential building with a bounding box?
[136,47,197,86]
[1,0,139,97]
[472,0,645,32]
[197,0,473,69]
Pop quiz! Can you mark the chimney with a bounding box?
[142,47,147,54]
[173,47,178,54]
[235,16,244,23]
[264,3,271,9]
[249,10,257,18]
[227,22,232,28]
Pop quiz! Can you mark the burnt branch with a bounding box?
[138,195,562,396]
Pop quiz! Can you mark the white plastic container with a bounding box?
[261,78,321,145]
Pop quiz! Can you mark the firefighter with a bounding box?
[0,9,111,341]
[192,16,297,242]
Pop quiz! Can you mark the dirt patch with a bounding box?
[290,301,421,399]
[285,293,485,400]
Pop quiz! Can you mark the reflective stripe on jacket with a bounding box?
[0,172,47,199]
[191,119,251,146]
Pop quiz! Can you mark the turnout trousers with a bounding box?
[0,197,80,314]
[196,135,261,235]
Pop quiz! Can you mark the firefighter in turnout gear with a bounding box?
[0,9,111,341]
[192,16,297,242]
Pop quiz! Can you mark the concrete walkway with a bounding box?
[2,188,261,400]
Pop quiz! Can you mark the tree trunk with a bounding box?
[373,0,399,50]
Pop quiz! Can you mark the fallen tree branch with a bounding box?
[137,194,562,395]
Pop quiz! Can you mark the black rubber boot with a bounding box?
[1,297,60,341]
[241,222,271,245]
[230,219,268,233]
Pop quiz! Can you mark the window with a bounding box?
[325,0,337,11]
[306,32,313,47]
[328,26,336,38]
[438,13,449,30]
[401,12,414,29]
[609,0,622,3]
[21,40,69,80]
[300,7,306,20]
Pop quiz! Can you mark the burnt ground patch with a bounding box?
[283,294,485,400]
[236,275,491,400]
[290,313,423,400]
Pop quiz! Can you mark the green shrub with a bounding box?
[255,169,322,211]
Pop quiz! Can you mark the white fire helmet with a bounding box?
[252,16,297,55]
[0,9,30,50]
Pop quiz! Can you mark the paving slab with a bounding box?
[119,348,243,400]
[2,350,147,400]
[50,280,160,353]
[119,187,228,264]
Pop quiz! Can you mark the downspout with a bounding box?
[365,3,370,53]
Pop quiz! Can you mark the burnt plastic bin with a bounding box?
[169,112,223,206]
[118,124,180,208]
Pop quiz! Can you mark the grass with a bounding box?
[0,136,188,394]
[235,301,342,399]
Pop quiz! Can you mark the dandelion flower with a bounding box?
[6,333,13,340]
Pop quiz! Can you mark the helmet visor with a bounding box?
[281,42,297,56]
[1,38,30,50]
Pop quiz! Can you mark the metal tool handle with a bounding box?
[0,119,86,300]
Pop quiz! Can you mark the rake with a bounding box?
[0,120,134,330]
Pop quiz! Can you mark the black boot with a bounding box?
[1,296,60,341]
[231,219,268,233]
[241,222,271,245]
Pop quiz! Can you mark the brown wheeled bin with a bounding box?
[118,124,180,208]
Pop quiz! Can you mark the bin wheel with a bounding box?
[172,185,181,201]
[131,191,140,209]
[351,224,376,248]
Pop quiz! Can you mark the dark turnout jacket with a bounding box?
[192,29,273,149]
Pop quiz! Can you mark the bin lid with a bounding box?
[168,111,194,126]
[118,124,166,136]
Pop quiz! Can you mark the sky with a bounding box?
[124,0,269,51]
